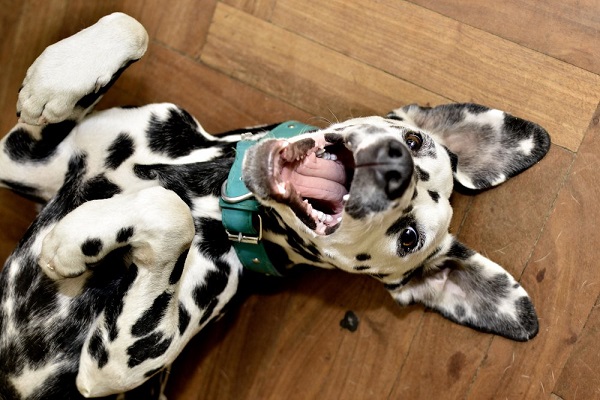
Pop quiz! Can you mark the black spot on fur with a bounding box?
[262,209,322,263]
[105,132,135,169]
[515,296,539,337]
[386,113,404,121]
[415,166,430,181]
[385,266,424,290]
[127,332,173,368]
[447,240,475,260]
[81,238,103,257]
[106,264,139,341]
[116,226,135,243]
[466,104,489,114]
[131,291,173,337]
[146,107,218,158]
[195,218,231,261]
[384,282,402,291]
[82,175,121,201]
[443,146,459,173]
[428,190,440,202]
[193,260,231,326]
[193,262,230,310]
[4,121,75,162]
[324,132,344,144]
[178,303,191,335]
[88,328,109,369]
[355,253,371,261]
[455,305,466,318]
[169,249,189,285]
[134,158,234,207]
[263,241,292,270]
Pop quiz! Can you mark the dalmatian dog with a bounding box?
[0,13,549,399]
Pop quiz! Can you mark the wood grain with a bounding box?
[409,0,600,76]
[270,0,600,152]
[202,3,450,123]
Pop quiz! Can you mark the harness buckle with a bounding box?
[225,214,263,244]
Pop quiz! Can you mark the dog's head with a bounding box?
[243,103,549,341]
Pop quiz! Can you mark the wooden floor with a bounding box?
[1,1,600,399]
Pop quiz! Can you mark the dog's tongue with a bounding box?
[286,153,347,210]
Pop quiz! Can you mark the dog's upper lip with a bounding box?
[260,134,352,234]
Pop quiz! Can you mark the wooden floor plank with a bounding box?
[201,3,450,123]
[150,0,218,58]
[467,105,600,399]
[166,270,424,400]
[554,295,600,399]
[270,0,600,152]
[408,0,600,76]
[223,0,277,20]
[137,42,313,132]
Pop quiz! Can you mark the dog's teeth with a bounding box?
[316,148,326,156]
[317,211,325,221]
[277,182,287,195]
[343,194,350,202]
[337,217,342,222]
[329,154,337,161]
[326,214,333,223]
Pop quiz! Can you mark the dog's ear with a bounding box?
[386,236,538,341]
[387,103,551,190]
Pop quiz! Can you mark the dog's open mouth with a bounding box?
[262,134,354,235]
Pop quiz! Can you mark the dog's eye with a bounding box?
[400,227,419,250]
[405,132,423,151]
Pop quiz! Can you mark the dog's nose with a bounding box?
[357,138,414,200]
[376,139,406,164]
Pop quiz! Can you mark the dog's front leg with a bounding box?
[39,187,194,281]
[0,13,148,201]
[38,186,241,396]
[37,187,193,396]
[17,12,148,126]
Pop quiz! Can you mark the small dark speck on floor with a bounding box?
[340,310,359,332]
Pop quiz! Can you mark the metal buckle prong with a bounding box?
[225,215,263,244]
[220,180,255,203]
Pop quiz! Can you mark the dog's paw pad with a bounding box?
[17,12,148,125]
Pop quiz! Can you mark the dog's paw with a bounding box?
[17,12,148,125]
[39,227,91,280]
